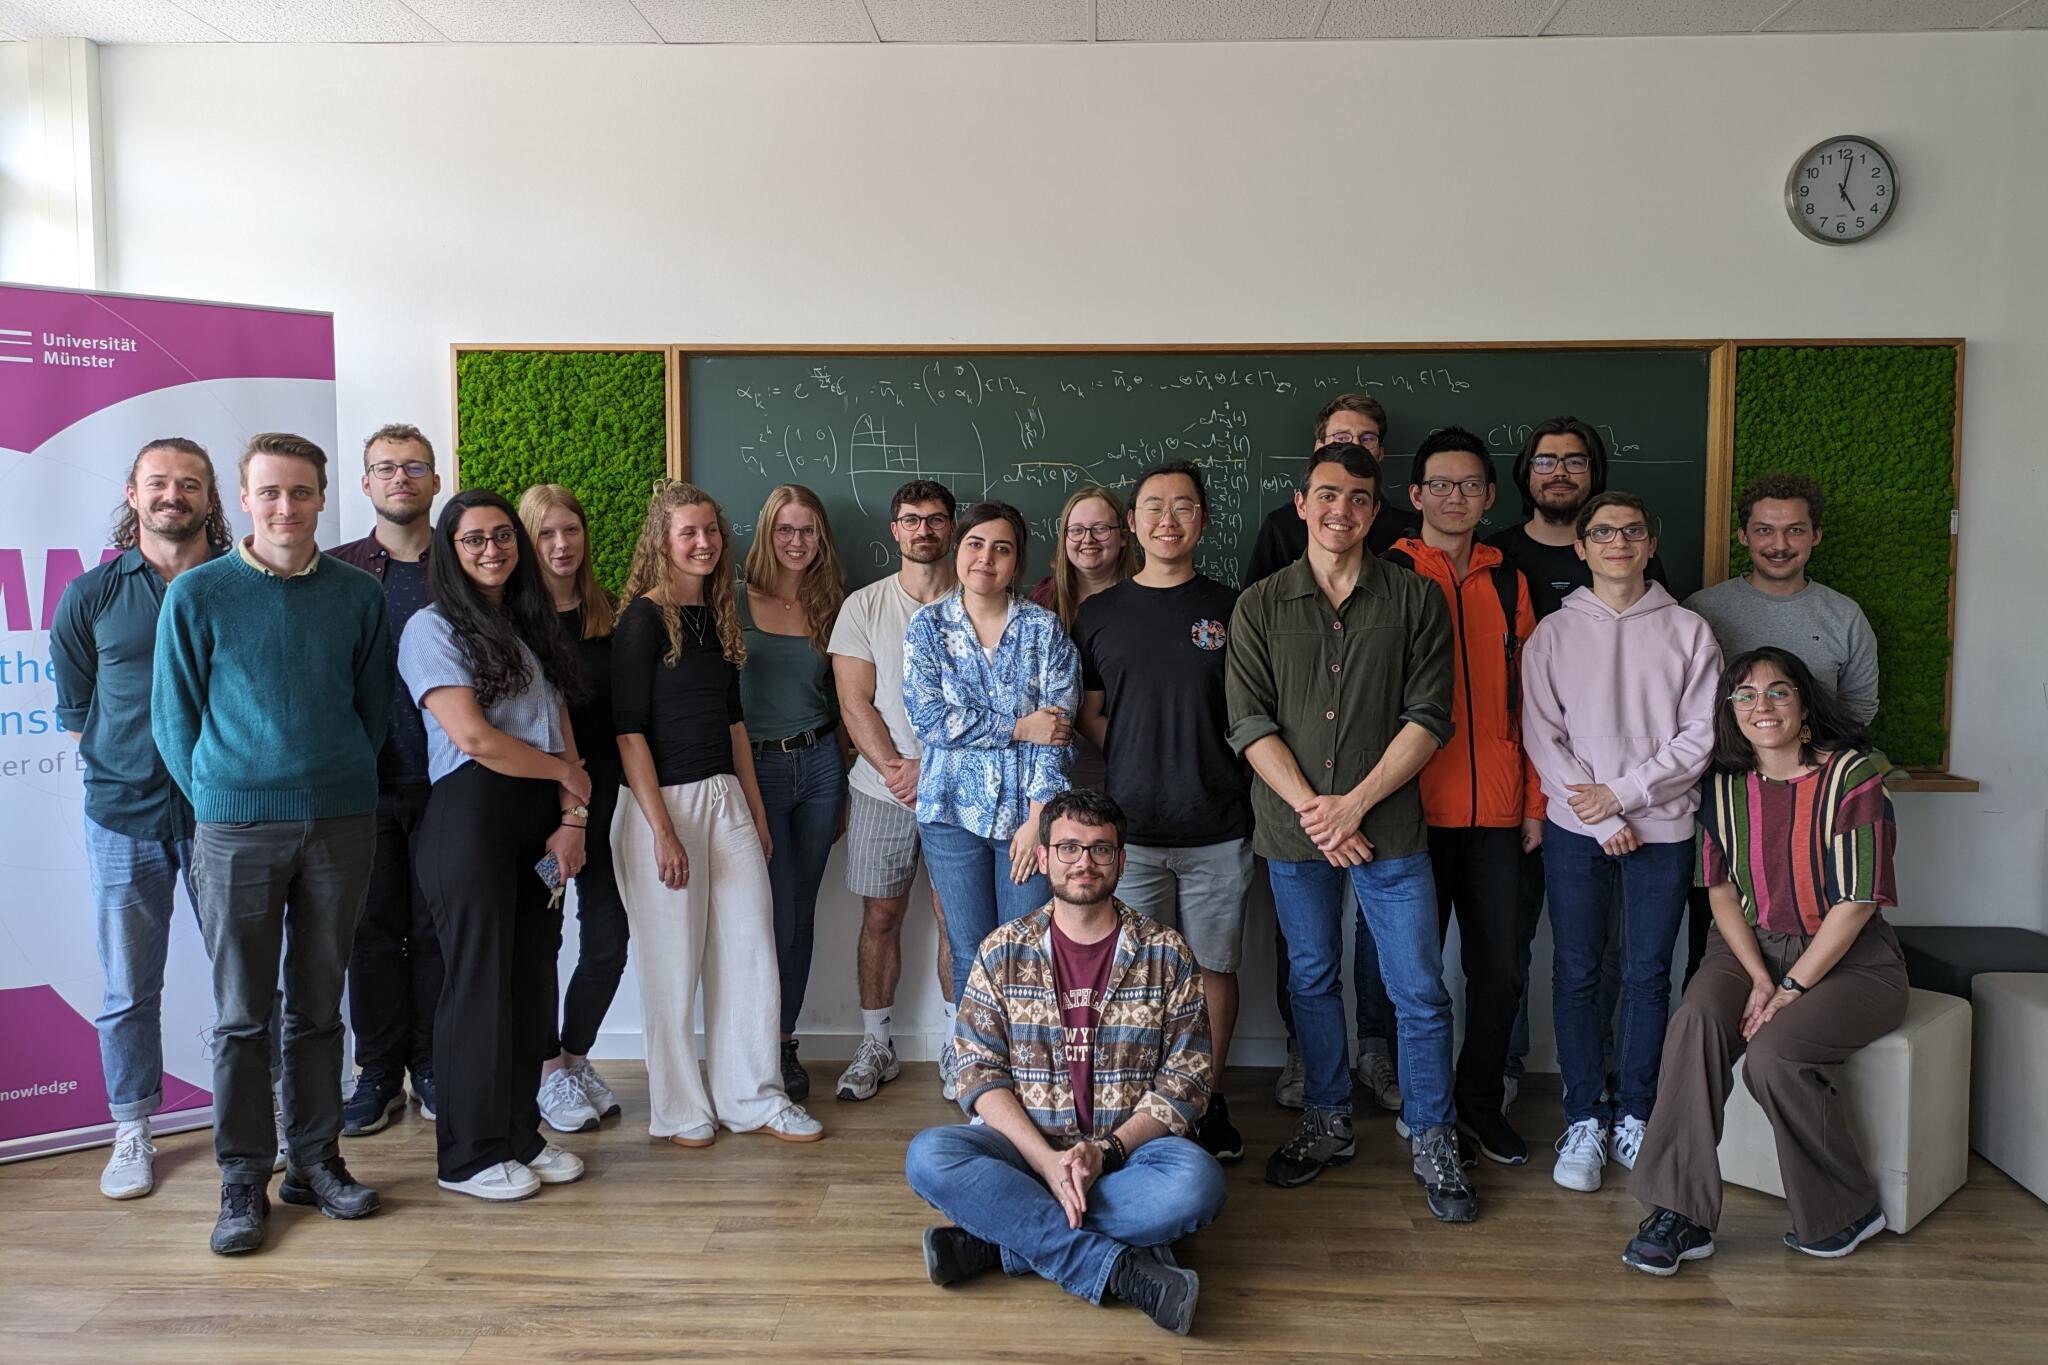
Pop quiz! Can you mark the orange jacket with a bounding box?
[1389,537,1544,830]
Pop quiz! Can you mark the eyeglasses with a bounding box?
[894,512,953,531]
[1582,523,1651,543]
[1530,454,1592,475]
[772,526,820,543]
[1051,840,1122,865]
[1322,430,1381,448]
[367,460,432,481]
[455,527,517,553]
[1064,523,1120,543]
[1729,684,1799,710]
[1419,476,1488,499]
[1135,500,1202,523]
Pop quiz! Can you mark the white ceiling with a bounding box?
[0,0,2042,45]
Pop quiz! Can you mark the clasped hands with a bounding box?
[1037,1141,1105,1230]
[1295,789,1373,867]
[1567,782,1640,856]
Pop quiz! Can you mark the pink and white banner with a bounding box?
[0,283,337,1161]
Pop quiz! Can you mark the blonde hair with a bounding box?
[622,482,745,668]
[517,483,615,639]
[1048,485,1136,629]
[742,484,846,655]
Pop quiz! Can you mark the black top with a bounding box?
[1244,501,1419,586]
[612,596,742,786]
[377,557,434,786]
[560,604,619,783]
[1074,575,1252,847]
[1485,522,1669,620]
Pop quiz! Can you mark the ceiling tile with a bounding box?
[169,0,444,41]
[398,0,660,43]
[0,0,227,42]
[866,0,1088,43]
[1545,0,1787,36]
[1320,0,1558,39]
[1098,0,1323,41]
[1991,0,2048,27]
[1768,0,2017,31]
[634,0,875,43]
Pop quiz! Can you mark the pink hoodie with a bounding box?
[1521,583,1723,844]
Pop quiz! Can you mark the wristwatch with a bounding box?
[1779,973,1808,995]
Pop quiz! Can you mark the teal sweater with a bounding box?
[151,550,392,823]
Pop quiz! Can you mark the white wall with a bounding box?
[0,42,33,282]
[66,33,2048,1062]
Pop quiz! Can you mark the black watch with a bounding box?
[1779,973,1808,995]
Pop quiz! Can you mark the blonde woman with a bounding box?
[612,482,821,1146]
[740,485,849,1102]
[518,485,627,1135]
[1026,484,1133,791]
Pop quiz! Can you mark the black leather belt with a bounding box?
[751,722,836,754]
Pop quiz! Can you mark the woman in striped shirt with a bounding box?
[1622,646,1908,1275]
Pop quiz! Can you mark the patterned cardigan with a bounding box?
[953,901,1212,1146]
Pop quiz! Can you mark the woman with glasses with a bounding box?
[905,501,1080,1008]
[1521,491,1721,1198]
[398,489,590,1201]
[1622,647,1904,1273]
[740,484,848,1103]
[1027,486,1133,793]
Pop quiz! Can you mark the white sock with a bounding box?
[861,1009,892,1045]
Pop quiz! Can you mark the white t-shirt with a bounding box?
[827,575,926,806]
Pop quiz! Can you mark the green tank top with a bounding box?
[738,590,836,741]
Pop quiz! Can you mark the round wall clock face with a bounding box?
[1786,135,1898,244]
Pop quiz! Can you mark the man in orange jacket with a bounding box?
[1389,426,1542,1166]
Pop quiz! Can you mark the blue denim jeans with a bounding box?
[754,741,848,1035]
[1274,889,1396,1050]
[905,1124,1226,1303]
[1267,852,1453,1130]
[1507,845,1622,1083]
[1543,822,1694,1126]
[86,816,199,1124]
[919,819,1050,1002]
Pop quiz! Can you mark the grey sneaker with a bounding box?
[1357,1049,1402,1113]
[565,1057,618,1118]
[836,1036,901,1101]
[1274,1039,1305,1110]
[1412,1124,1479,1223]
[939,1041,961,1102]
[538,1068,600,1134]
[1265,1108,1357,1187]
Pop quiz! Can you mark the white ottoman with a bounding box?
[1969,972,2048,1204]
[1717,986,1971,1234]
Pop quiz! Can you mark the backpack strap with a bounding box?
[1381,547,1416,573]
[1494,564,1526,719]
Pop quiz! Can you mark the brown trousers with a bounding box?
[1629,916,1908,1242]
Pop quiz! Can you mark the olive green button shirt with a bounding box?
[1225,553,1454,863]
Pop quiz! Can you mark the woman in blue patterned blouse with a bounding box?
[904,501,1081,1012]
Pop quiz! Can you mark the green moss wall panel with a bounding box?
[1732,345,1956,768]
[455,350,668,591]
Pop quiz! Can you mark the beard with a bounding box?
[377,499,430,527]
[1051,873,1114,907]
[1532,483,1586,527]
[142,505,205,541]
[901,539,948,564]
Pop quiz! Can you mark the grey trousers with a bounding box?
[1629,916,1908,1242]
[193,815,375,1183]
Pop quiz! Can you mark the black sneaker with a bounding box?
[410,1067,438,1121]
[278,1155,381,1220]
[1265,1108,1356,1188]
[341,1067,404,1136]
[922,1225,1001,1286]
[1412,1124,1479,1223]
[1622,1207,1716,1276]
[1108,1245,1200,1335]
[1196,1092,1244,1164]
[780,1039,810,1103]
[209,1182,270,1255]
[1785,1206,1886,1258]
[1458,1106,1528,1166]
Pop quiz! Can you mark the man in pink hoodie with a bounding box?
[1520,491,1721,1196]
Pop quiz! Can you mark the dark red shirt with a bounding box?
[1049,917,1119,1134]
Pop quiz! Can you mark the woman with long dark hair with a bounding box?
[1623,646,1907,1273]
[398,488,591,1201]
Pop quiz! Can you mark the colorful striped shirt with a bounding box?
[1696,748,1896,937]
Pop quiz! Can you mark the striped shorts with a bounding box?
[844,788,923,898]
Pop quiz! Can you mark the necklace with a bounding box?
[684,605,710,648]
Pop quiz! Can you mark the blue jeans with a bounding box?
[86,816,199,1124]
[905,1124,1226,1303]
[1267,852,1453,1130]
[1543,822,1694,1126]
[919,819,1050,1002]
[1274,891,1396,1050]
[754,742,848,1035]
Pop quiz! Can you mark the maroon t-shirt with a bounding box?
[1050,918,1120,1134]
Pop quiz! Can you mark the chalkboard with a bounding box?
[686,348,1715,595]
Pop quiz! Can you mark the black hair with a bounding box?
[1299,441,1382,502]
[1411,425,1494,486]
[1737,472,1826,530]
[954,501,1028,552]
[1709,647,1868,774]
[1038,788,1127,847]
[427,488,586,709]
[1512,416,1609,516]
[891,479,957,520]
[1130,460,1209,518]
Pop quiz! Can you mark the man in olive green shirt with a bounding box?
[1226,442,1475,1222]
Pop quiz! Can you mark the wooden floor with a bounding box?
[4,1062,2046,1363]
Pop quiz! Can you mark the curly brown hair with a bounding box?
[112,438,233,552]
[622,481,745,668]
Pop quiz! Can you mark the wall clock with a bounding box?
[1787,135,1898,244]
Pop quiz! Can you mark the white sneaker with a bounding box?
[938,1041,960,1103]
[438,1159,540,1201]
[836,1036,901,1101]
[566,1057,620,1118]
[100,1126,156,1200]
[527,1142,585,1185]
[756,1102,824,1143]
[1553,1117,1608,1192]
[1611,1115,1647,1171]
[538,1069,600,1134]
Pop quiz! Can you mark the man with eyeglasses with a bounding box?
[333,424,445,1136]
[1075,461,1253,1166]
[905,788,1222,1336]
[1246,393,1419,584]
[828,479,962,1103]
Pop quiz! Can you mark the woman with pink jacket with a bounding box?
[1519,491,1722,1197]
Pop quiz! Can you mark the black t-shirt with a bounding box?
[611,597,742,787]
[1485,522,1669,620]
[1244,501,1418,586]
[1074,574,1251,847]
[377,557,434,787]
[560,605,619,783]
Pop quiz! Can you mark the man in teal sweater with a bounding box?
[153,432,393,1255]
